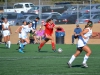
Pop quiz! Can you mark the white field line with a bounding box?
[17,73,100,75]
[0,56,100,60]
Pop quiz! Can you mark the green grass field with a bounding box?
[0,44,100,75]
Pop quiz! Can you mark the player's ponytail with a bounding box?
[85,21,93,28]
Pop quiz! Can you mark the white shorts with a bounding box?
[77,39,86,47]
[19,33,22,38]
[21,34,28,39]
[3,30,10,37]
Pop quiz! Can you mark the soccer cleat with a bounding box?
[19,49,24,53]
[38,46,41,52]
[82,63,88,68]
[52,49,56,52]
[67,62,72,68]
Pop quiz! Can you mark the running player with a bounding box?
[16,21,27,50]
[2,18,12,48]
[38,18,61,52]
[17,21,27,45]
[67,21,96,68]
[15,22,35,53]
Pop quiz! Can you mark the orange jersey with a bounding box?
[44,23,55,36]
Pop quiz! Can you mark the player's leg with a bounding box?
[39,36,42,44]
[3,31,8,47]
[38,34,50,51]
[67,47,82,68]
[18,35,28,53]
[82,45,91,67]
[7,35,11,48]
[50,36,56,51]
[17,33,21,45]
[23,38,30,44]
[38,39,49,51]
[4,36,8,47]
[33,35,37,44]
[72,35,74,44]
[18,39,24,53]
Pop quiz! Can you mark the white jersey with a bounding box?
[18,25,25,38]
[21,25,33,39]
[2,22,10,31]
[2,22,10,36]
[77,28,92,47]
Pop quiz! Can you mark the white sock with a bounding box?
[7,41,11,48]
[68,55,76,64]
[23,42,27,46]
[82,55,89,64]
[18,40,20,44]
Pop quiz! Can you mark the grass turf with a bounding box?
[0,44,100,75]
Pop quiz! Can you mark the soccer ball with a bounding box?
[57,48,63,53]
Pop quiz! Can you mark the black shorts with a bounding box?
[77,47,83,52]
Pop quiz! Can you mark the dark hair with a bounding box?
[1,17,5,20]
[46,18,53,23]
[23,20,27,23]
[36,17,40,20]
[85,21,93,28]
[27,22,32,25]
[76,24,79,27]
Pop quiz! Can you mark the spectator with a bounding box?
[0,17,4,43]
[72,25,82,44]
[36,26,44,44]
[30,17,40,44]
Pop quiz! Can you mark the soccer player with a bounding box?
[15,21,27,50]
[15,22,35,53]
[2,18,12,48]
[67,21,95,68]
[17,21,27,45]
[38,18,60,52]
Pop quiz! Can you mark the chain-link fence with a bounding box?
[0,0,100,25]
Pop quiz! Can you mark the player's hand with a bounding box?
[83,36,87,39]
[15,31,17,33]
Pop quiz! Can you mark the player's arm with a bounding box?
[80,29,89,39]
[15,26,23,33]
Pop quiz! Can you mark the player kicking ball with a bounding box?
[67,21,98,68]
[38,18,61,52]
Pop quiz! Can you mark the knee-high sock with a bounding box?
[68,55,76,64]
[82,55,89,64]
[7,41,11,48]
[39,42,45,49]
[51,41,55,50]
